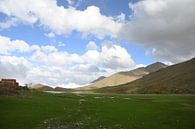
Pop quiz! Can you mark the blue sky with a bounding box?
[0,0,154,64]
[0,0,194,87]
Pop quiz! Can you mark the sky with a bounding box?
[0,0,195,88]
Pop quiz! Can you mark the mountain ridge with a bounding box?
[30,83,71,92]
[91,76,106,83]
[78,62,167,90]
[94,58,195,94]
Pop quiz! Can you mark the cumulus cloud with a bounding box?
[0,35,134,88]
[0,55,30,85]
[0,17,18,29]
[100,41,134,69]
[115,13,126,23]
[83,41,134,70]
[30,40,134,69]
[44,32,55,38]
[0,0,123,39]
[120,0,195,63]
[0,35,30,54]
[0,0,194,63]
[41,45,58,53]
[66,0,75,5]
[86,41,98,50]
[31,50,83,66]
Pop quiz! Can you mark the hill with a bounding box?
[91,76,106,83]
[29,84,72,92]
[79,62,167,90]
[95,58,195,94]
[29,84,54,91]
[145,62,167,73]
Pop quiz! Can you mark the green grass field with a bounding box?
[0,92,195,129]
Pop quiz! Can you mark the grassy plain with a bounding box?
[0,91,195,129]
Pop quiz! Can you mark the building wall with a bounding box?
[0,79,19,87]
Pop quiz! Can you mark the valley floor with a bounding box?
[0,91,195,129]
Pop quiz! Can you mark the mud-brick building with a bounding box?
[0,79,19,88]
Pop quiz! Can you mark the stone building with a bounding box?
[0,79,19,88]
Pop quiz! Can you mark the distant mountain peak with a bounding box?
[94,57,195,94]
[147,62,167,67]
[78,61,168,90]
[145,62,167,73]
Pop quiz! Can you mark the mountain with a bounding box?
[145,62,167,73]
[29,84,54,91]
[95,58,195,94]
[79,62,167,90]
[91,76,106,83]
[29,84,72,92]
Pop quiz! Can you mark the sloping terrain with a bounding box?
[30,84,72,92]
[95,58,195,94]
[30,83,54,91]
[91,76,106,83]
[79,62,167,90]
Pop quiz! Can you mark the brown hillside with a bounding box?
[95,58,195,94]
[79,62,167,90]
[30,84,54,91]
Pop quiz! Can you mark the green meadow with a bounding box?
[0,92,195,129]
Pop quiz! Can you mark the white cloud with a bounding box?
[115,13,126,23]
[44,32,55,38]
[86,41,98,50]
[0,35,135,88]
[82,50,100,64]
[0,0,123,39]
[0,35,30,54]
[66,0,85,9]
[26,64,103,88]
[121,0,195,63]
[0,17,18,29]
[72,64,100,73]
[135,64,147,69]
[30,40,134,69]
[0,35,58,55]
[31,50,84,66]
[100,42,134,69]
[83,41,134,70]
[41,45,58,53]
[0,0,194,64]
[58,42,65,47]
[0,55,30,85]
[31,50,48,63]
[66,0,75,5]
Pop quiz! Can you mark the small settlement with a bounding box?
[0,79,19,88]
